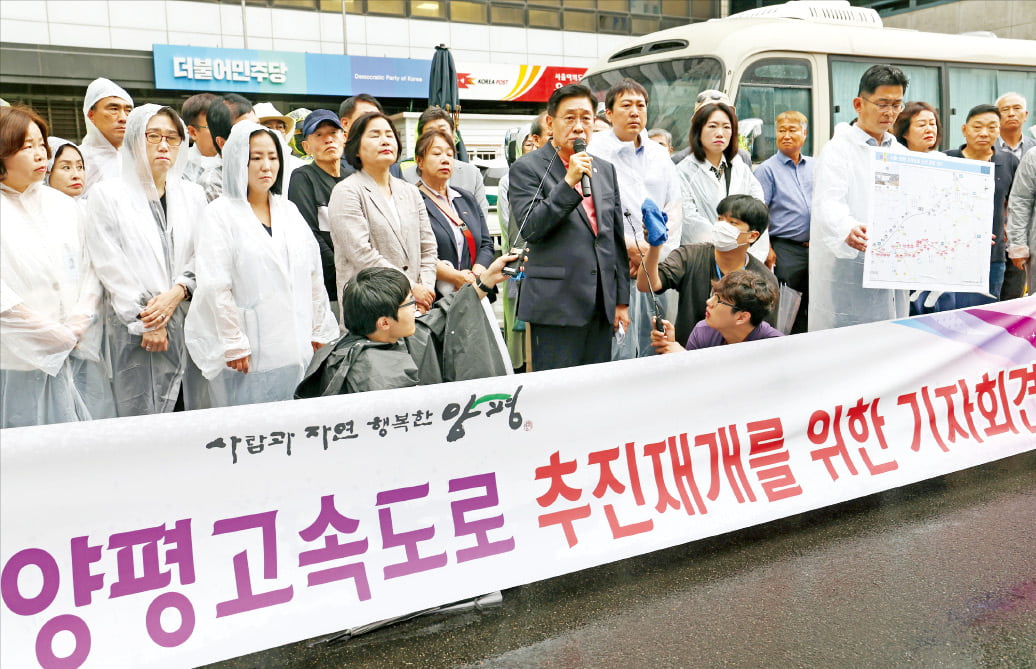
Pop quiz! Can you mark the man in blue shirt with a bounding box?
[755,110,813,334]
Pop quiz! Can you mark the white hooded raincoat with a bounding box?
[84,105,207,415]
[185,122,338,407]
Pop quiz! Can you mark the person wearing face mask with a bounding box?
[638,194,779,347]
[1,106,106,427]
[184,123,338,407]
[84,105,208,415]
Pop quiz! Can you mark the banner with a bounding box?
[152,44,587,102]
[2,299,1034,667]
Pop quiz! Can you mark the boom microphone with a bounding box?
[573,138,591,197]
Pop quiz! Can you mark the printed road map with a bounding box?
[864,149,993,292]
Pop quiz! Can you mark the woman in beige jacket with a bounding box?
[328,112,437,317]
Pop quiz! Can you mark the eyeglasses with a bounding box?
[860,97,905,113]
[399,299,417,310]
[709,294,740,311]
[144,132,183,147]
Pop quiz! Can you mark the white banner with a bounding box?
[2,299,1034,668]
[865,148,993,292]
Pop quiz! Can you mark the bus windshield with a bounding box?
[583,57,723,153]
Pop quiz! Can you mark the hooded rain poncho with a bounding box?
[80,78,133,195]
[184,122,338,407]
[84,104,207,416]
[1,179,103,427]
[809,122,910,330]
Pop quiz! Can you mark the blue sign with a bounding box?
[153,44,429,98]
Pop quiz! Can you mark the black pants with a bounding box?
[1001,262,1025,300]
[529,312,613,371]
[771,237,810,335]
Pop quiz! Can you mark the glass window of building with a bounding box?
[529,8,562,27]
[451,1,488,22]
[490,3,526,25]
[367,0,406,16]
[411,0,446,18]
[563,9,596,31]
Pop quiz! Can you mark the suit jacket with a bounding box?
[508,142,629,327]
[403,160,491,222]
[327,169,438,305]
[420,185,495,271]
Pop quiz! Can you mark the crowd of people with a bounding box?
[1,63,1033,428]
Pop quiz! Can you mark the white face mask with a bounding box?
[711,220,745,252]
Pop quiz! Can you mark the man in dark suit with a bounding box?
[508,83,630,370]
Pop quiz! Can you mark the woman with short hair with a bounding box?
[328,112,437,317]
[894,101,943,154]
[0,106,104,427]
[413,129,494,298]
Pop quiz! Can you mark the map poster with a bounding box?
[864,149,993,293]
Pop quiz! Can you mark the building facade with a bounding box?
[0,0,722,140]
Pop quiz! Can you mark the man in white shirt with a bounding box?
[590,78,682,358]
[180,93,220,186]
[809,64,910,331]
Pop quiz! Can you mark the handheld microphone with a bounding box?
[573,138,591,197]
[502,146,561,278]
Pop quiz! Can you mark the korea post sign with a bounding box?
[153,44,309,95]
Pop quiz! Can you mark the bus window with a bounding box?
[830,60,941,143]
[948,67,1036,145]
[733,57,812,163]
[582,57,723,153]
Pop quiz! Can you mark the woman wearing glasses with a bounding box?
[184,122,338,407]
[84,105,207,415]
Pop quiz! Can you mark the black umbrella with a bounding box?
[428,43,469,162]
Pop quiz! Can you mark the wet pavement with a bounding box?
[207,452,1036,669]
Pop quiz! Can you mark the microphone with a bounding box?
[573,138,591,197]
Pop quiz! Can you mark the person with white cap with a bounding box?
[84,104,208,415]
[79,77,133,195]
[255,101,307,184]
[185,121,338,407]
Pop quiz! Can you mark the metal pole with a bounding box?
[341,0,349,55]
[241,0,249,49]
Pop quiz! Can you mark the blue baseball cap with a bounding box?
[301,109,343,138]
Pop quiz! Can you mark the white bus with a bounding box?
[581,0,1036,163]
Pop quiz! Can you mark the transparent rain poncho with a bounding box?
[184,122,339,407]
[84,104,207,416]
[44,137,117,419]
[1,178,104,427]
[808,122,910,330]
[80,78,133,195]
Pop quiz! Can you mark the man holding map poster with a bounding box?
[809,64,910,330]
